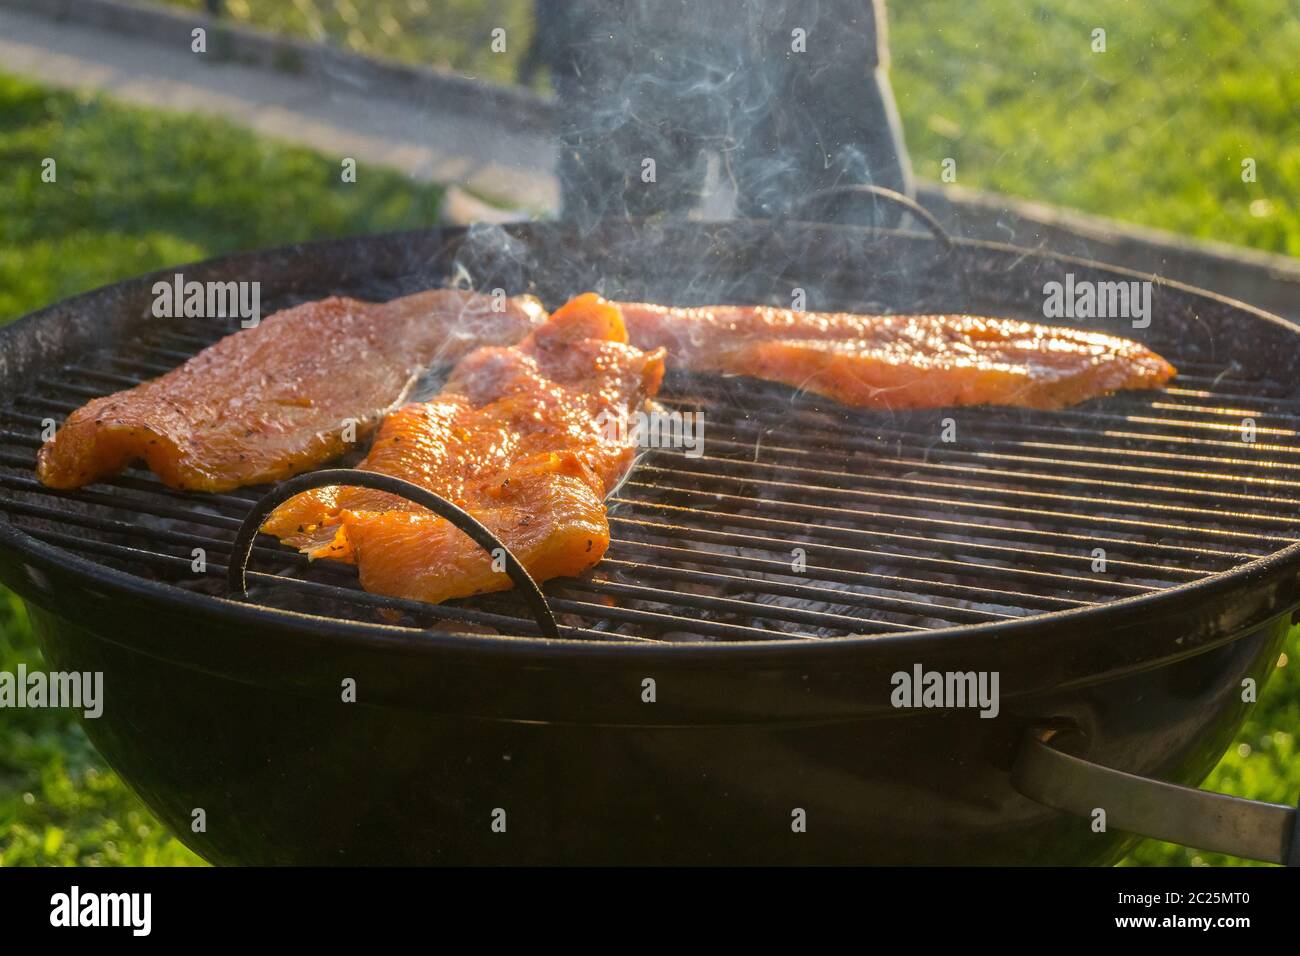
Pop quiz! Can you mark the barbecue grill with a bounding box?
[1,219,1298,864]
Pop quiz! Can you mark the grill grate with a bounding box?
[3,311,1300,644]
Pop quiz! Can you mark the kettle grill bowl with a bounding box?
[2,221,1298,864]
[19,595,1288,864]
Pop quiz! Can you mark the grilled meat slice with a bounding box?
[616,303,1176,410]
[35,290,547,491]
[260,294,666,606]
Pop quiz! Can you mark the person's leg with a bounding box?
[730,0,913,225]
[547,1,720,224]
[543,0,912,224]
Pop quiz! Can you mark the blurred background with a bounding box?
[0,0,1296,866]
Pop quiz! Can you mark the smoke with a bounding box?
[421,2,933,340]
[445,221,537,293]
[428,4,945,428]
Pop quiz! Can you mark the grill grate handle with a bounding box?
[1012,725,1299,866]
[226,469,560,639]
[784,185,955,249]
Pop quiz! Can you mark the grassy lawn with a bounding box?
[890,0,1300,256]
[3,0,1299,865]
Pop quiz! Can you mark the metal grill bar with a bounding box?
[606,519,1094,610]
[607,499,1157,594]
[636,445,1300,521]
[659,393,1300,479]
[625,468,1268,555]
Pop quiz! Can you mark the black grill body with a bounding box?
[1,222,1298,863]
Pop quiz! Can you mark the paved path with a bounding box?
[0,6,559,212]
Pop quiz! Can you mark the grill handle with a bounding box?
[1011,726,1299,866]
[226,468,560,639]
[784,185,955,249]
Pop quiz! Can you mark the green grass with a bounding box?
[5,0,1300,865]
[0,72,445,320]
[888,0,1300,256]
[0,70,446,865]
[0,593,200,865]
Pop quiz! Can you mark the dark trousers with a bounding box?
[534,0,913,225]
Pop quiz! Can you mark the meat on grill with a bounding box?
[617,303,1176,410]
[35,290,547,492]
[35,289,1173,493]
[259,293,666,605]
